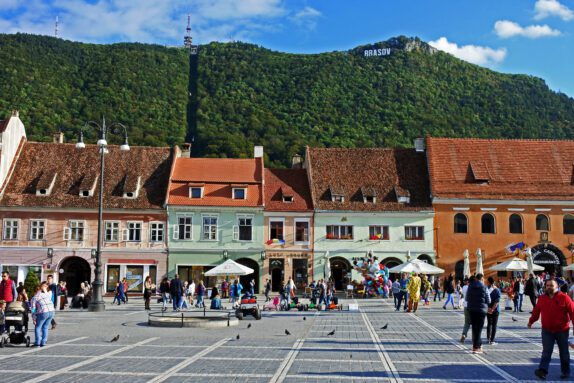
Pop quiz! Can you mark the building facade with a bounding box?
[306,147,435,289]
[263,168,314,291]
[0,114,172,294]
[166,147,265,292]
[427,137,574,278]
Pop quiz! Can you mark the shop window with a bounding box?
[509,214,523,234]
[454,213,468,233]
[126,266,144,292]
[405,226,424,240]
[107,265,120,293]
[564,214,574,234]
[369,225,389,240]
[536,214,549,231]
[481,214,496,234]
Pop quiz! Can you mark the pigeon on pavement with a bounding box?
[381,323,388,330]
[327,330,335,336]
[110,335,120,343]
[512,317,518,322]
[247,323,252,329]
[285,329,291,336]
[236,334,240,340]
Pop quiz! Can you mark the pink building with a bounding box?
[0,112,173,295]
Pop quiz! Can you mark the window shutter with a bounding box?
[173,223,180,240]
[233,225,239,240]
[63,227,70,241]
[122,228,129,242]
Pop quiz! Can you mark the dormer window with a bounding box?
[332,194,344,203]
[394,186,411,204]
[281,186,294,203]
[35,171,57,196]
[361,187,377,204]
[122,175,141,199]
[79,174,98,198]
[233,187,247,200]
[189,187,204,199]
[328,185,345,203]
[282,195,294,203]
[364,196,375,203]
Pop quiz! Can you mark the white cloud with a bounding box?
[534,0,574,21]
[429,37,507,66]
[195,0,286,21]
[289,6,321,30]
[494,20,561,38]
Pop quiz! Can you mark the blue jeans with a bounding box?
[444,293,455,308]
[196,295,204,308]
[162,293,170,310]
[172,294,182,310]
[540,329,570,375]
[396,291,406,310]
[34,311,54,346]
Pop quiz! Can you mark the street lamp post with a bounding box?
[76,117,130,312]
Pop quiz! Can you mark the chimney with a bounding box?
[53,131,64,144]
[254,146,264,158]
[11,110,19,117]
[414,138,425,152]
[291,154,303,169]
[180,143,192,158]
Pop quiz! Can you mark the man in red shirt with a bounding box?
[528,278,574,380]
[0,271,17,303]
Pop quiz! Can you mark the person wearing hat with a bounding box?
[407,272,421,313]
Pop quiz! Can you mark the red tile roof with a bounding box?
[426,137,574,200]
[306,147,432,211]
[168,157,263,207]
[0,142,173,209]
[264,169,313,211]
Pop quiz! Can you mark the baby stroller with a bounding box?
[0,308,30,348]
[263,296,281,311]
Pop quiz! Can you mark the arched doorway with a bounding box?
[455,261,465,281]
[418,254,434,265]
[383,257,403,280]
[59,256,91,296]
[236,258,260,294]
[269,258,284,292]
[329,257,351,290]
[532,244,567,277]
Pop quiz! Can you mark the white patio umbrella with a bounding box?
[324,251,331,279]
[476,248,484,275]
[525,248,535,276]
[563,264,574,271]
[463,249,471,278]
[387,259,445,275]
[490,257,544,272]
[204,259,254,277]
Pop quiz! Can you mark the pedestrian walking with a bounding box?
[221,280,228,299]
[443,274,456,310]
[407,272,421,313]
[195,280,205,308]
[116,281,126,306]
[170,274,183,311]
[460,277,473,343]
[30,282,56,347]
[250,279,256,296]
[159,277,170,312]
[0,271,17,304]
[264,278,271,302]
[421,275,431,306]
[513,277,525,312]
[143,276,154,311]
[392,278,400,308]
[528,278,574,380]
[230,279,242,308]
[486,276,501,345]
[466,273,490,353]
[526,274,540,312]
[433,277,441,302]
[46,275,58,330]
[187,280,196,306]
[396,273,408,311]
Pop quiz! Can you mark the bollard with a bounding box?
[181,312,184,328]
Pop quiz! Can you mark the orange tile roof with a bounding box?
[168,156,263,207]
[426,137,574,200]
[264,169,313,211]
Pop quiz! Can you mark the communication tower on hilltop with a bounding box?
[54,16,59,38]
[184,14,199,153]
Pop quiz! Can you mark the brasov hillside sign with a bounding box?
[363,48,391,57]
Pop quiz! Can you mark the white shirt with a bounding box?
[462,285,469,308]
[188,282,195,296]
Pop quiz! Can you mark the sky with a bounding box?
[1,0,573,96]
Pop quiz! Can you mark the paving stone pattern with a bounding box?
[0,297,571,382]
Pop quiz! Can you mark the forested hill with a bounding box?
[1,34,574,167]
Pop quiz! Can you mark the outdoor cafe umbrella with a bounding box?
[463,249,471,278]
[324,251,331,279]
[204,259,254,277]
[387,259,445,275]
[489,257,544,272]
[563,263,574,271]
[476,248,484,275]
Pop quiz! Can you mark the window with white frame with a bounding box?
[369,225,389,240]
[405,226,425,241]
[295,219,310,243]
[234,215,253,241]
[30,220,46,240]
[150,222,164,242]
[326,225,353,240]
[68,221,85,241]
[269,219,284,240]
[126,222,142,242]
[105,221,120,242]
[233,188,247,200]
[202,215,218,241]
[3,219,19,240]
[174,215,193,240]
[189,187,203,199]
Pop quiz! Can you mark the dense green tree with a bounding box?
[23,270,40,297]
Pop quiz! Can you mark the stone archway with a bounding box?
[329,257,351,290]
[236,258,260,294]
[417,254,434,265]
[59,256,91,296]
[532,244,567,277]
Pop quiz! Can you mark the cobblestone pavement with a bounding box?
[0,296,571,382]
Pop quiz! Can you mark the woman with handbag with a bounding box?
[143,276,154,311]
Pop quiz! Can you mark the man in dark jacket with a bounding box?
[486,276,501,345]
[466,273,490,354]
[525,274,540,312]
[528,278,574,380]
[170,274,183,311]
